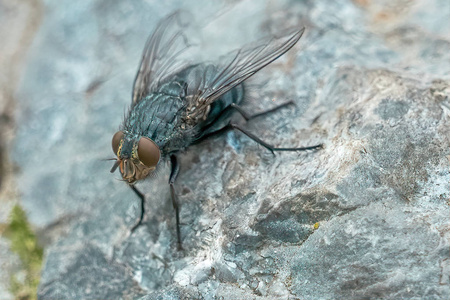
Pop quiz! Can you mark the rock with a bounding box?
[11,0,450,299]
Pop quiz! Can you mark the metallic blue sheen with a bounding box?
[122,64,244,155]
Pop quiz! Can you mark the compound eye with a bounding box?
[112,131,124,156]
[138,137,160,168]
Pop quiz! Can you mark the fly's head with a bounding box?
[110,131,160,184]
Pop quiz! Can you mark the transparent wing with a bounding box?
[186,28,305,120]
[132,11,193,105]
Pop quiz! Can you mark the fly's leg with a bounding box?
[197,102,322,152]
[130,185,145,233]
[228,123,323,154]
[198,122,322,153]
[227,102,322,152]
[128,158,183,249]
[169,154,183,250]
[198,101,295,137]
[229,101,295,121]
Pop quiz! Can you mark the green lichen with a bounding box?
[4,205,43,300]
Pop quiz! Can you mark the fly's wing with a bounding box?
[185,28,305,122]
[132,11,194,105]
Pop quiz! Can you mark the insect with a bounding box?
[110,12,322,249]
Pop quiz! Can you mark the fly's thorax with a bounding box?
[111,131,161,183]
[124,93,187,142]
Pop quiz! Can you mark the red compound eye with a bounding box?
[137,137,160,168]
[112,131,124,155]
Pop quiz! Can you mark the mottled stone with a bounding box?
[9,0,450,299]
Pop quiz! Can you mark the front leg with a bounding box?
[169,154,183,250]
[130,185,145,233]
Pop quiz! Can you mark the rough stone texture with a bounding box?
[10,0,450,299]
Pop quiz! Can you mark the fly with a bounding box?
[110,12,322,250]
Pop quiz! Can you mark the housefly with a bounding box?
[110,12,322,249]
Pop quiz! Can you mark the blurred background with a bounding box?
[0,0,449,299]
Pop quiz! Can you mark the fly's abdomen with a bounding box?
[196,83,244,137]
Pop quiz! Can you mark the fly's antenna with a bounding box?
[101,158,118,161]
[110,160,121,173]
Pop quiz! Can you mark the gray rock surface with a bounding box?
[11,0,450,299]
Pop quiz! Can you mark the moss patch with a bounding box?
[4,205,43,300]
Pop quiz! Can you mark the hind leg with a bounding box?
[228,101,295,121]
